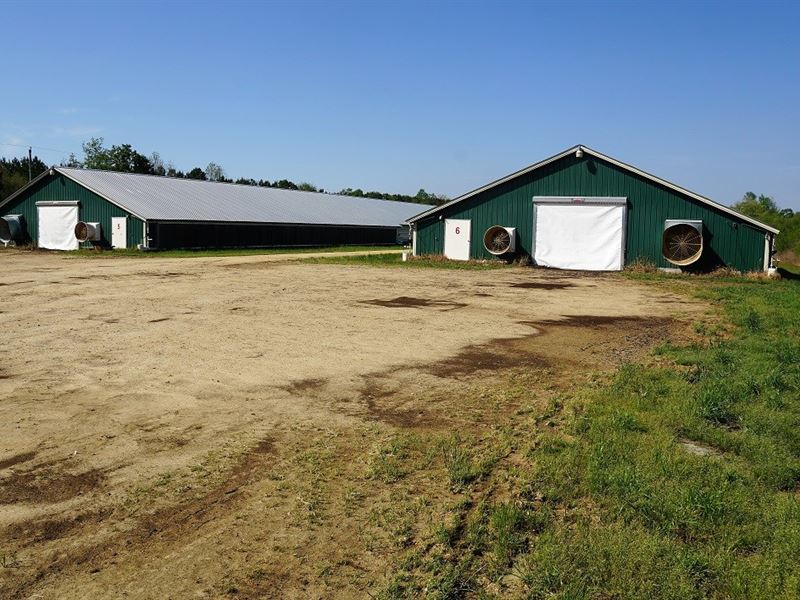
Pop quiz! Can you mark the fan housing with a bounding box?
[0,215,26,245]
[75,221,102,242]
[483,226,516,255]
[663,220,703,266]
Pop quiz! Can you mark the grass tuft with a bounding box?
[440,434,496,490]
[743,308,764,332]
[694,378,740,425]
[624,257,659,273]
[367,436,411,484]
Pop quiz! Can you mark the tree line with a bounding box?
[732,192,800,258]
[0,156,48,201]
[52,137,447,206]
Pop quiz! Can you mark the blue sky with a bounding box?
[2,0,799,208]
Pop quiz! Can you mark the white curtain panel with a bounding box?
[38,205,79,250]
[534,204,624,271]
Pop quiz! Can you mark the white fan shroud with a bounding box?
[74,221,102,242]
[663,220,703,266]
[483,226,517,255]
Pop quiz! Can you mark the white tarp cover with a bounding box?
[534,203,624,271]
[38,204,79,250]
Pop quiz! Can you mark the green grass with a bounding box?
[302,252,516,270]
[377,273,800,599]
[516,275,800,599]
[440,433,499,490]
[368,435,414,484]
[64,244,404,258]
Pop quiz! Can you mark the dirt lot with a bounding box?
[0,250,706,598]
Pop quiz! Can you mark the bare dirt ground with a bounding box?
[0,249,707,598]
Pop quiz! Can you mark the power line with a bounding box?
[0,142,77,156]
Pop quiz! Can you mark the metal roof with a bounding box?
[50,168,432,227]
[406,145,779,235]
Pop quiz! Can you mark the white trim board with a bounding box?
[407,145,779,235]
[763,233,772,271]
[532,196,627,205]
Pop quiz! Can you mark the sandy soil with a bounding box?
[0,249,706,598]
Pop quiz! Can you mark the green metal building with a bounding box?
[408,145,778,272]
[0,169,145,250]
[0,167,429,250]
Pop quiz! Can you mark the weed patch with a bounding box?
[367,435,414,484]
[440,434,497,490]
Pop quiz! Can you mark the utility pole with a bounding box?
[28,147,32,182]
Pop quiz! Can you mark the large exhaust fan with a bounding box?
[74,221,102,243]
[0,215,26,246]
[483,225,517,255]
[663,220,703,266]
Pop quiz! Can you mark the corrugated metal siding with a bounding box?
[415,154,767,272]
[57,168,432,226]
[0,174,144,248]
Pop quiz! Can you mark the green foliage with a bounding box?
[274,178,298,190]
[440,434,496,489]
[489,502,530,566]
[186,167,207,180]
[732,191,800,256]
[338,186,449,206]
[744,308,764,332]
[515,525,705,600]
[82,137,153,173]
[528,276,800,596]
[0,155,47,200]
[62,152,82,168]
[693,375,741,424]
